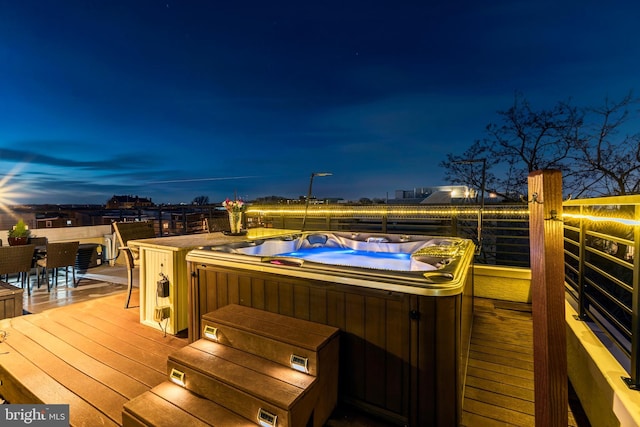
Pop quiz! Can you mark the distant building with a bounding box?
[106,195,154,209]
[391,186,473,204]
[36,215,77,228]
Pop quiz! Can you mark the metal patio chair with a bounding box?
[37,241,80,291]
[0,244,36,295]
[113,221,156,308]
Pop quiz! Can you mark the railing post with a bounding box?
[157,207,163,237]
[623,204,640,389]
[528,169,567,427]
[577,205,588,319]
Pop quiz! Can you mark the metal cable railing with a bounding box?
[563,195,640,390]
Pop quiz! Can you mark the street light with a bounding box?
[453,158,486,253]
[301,172,332,231]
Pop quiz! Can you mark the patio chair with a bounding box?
[206,215,231,232]
[28,236,48,268]
[37,241,80,291]
[0,244,36,295]
[112,221,156,308]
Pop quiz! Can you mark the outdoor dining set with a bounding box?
[0,238,79,295]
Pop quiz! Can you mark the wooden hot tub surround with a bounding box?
[186,235,474,427]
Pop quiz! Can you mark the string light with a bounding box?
[246,205,640,226]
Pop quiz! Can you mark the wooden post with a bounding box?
[528,169,567,427]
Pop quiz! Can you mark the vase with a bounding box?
[228,211,243,234]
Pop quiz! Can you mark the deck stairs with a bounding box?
[122,304,340,427]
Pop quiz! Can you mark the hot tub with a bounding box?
[192,232,473,296]
[186,232,475,426]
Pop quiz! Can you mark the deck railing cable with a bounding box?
[563,195,640,390]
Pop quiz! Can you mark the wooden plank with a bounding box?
[467,358,534,382]
[189,339,316,389]
[63,308,184,353]
[465,375,534,402]
[23,314,166,387]
[344,292,365,400]
[9,318,149,400]
[469,349,534,371]
[205,303,339,349]
[0,359,119,427]
[470,338,533,358]
[462,397,535,426]
[41,309,170,373]
[461,410,519,427]
[123,388,211,427]
[385,298,406,414]
[364,295,386,407]
[465,385,534,415]
[0,323,127,424]
[466,365,533,390]
[149,381,256,426]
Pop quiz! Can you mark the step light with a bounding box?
[169,368,185,387]
[203,325,219,341]
[257,408,277,427]
[289,354,309,374]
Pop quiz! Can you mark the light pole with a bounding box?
[453,158,486,252]
[301,172,332,231]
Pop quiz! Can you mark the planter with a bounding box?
[8,237,29,246]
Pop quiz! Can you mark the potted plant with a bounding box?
[8,219,31,246]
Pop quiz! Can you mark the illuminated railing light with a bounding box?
[246,207,530,217]
[169,368,185,387]
[562,213,640,226]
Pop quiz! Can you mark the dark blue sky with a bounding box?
[1,1,638,205]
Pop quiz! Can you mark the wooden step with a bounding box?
[200,304,340,426]
[122,381,255,426]
[167,339,319,427]
[201,304,339,376]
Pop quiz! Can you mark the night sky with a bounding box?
[1,1,638,205]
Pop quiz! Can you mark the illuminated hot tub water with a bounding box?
[199,232,470,290]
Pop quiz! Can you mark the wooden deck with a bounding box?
[462,298,590,427]
[0,266,590,426]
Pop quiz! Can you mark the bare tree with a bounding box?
[442,93,581,200]
[572,92,640,196]
[441,91,640,199]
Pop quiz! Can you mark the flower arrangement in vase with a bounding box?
[8,218,31,245]
[222,198,246,234]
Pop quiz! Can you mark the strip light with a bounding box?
[562,213,640,227]
[246,207,529,216]
[248,206,640,226]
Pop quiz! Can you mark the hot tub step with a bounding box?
[167,338,319,427]
[122,381,255,427]
[201,304,340,376]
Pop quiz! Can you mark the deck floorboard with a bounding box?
[0,267,590,426]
